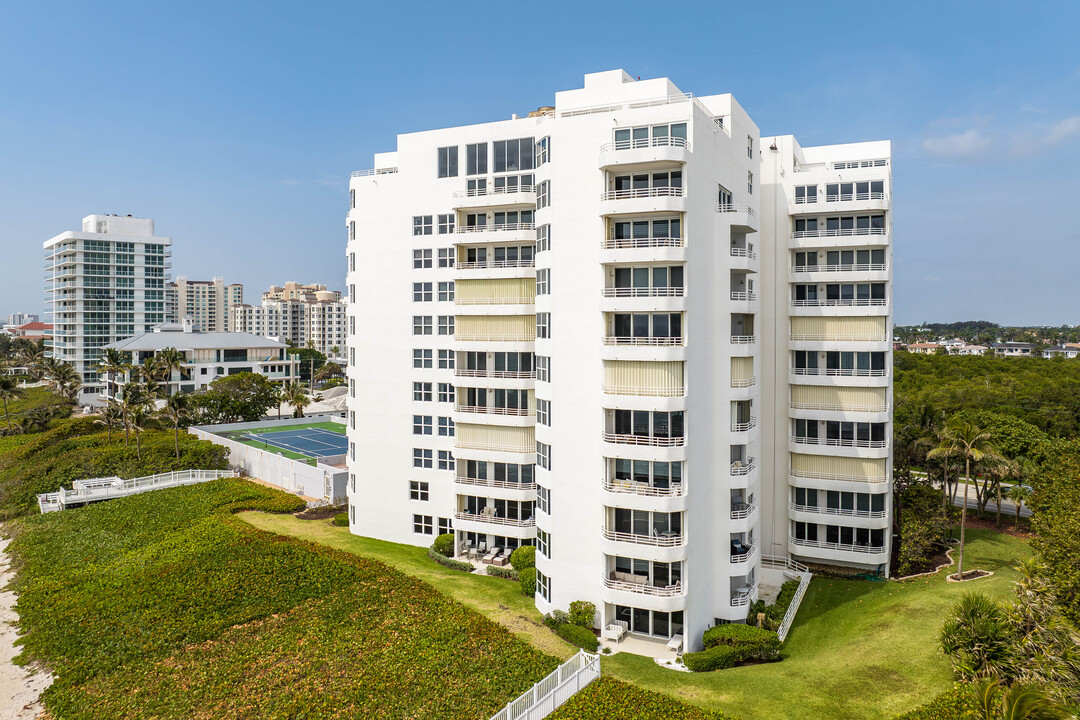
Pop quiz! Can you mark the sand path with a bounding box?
[0,535,51,720]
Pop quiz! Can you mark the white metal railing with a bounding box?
[603,478,685,498]
[792,228,887,239]
[791,537,887,554]
[832,159,889,169]
[731,335,756,344]
[601,236,684,250]
[730,500,757,519]
[730,247,757,259]
[455,369,535,379]
[454,439,534,454]
[455,511,535,528]
[791,299,887,307]
[559,92,694,117]
[456,223,536,233]
[731,418,757,432]
[824,192,887,202]
[717,203,757,216]
[792,367,888,378]
[457,260,536,270]
[602,576,686,597]
[760,555,812,642]
[792,264,887,273]
[602,528,686,547]
[789,502,888,519]
[790,333,889,342]
[602,336,684,347]
[790,401,889,413]
[731,581,758,606]
[489,650,600,720]
[730,291,757,301]
[456,296,536,306]
[351,167,398,177]
[603,384,684,397]
[38,469,238,513]
[601,187,685,201]
[602,432,685,447]
[792,436,888,449]
[730,539,757,563]
[790,469,888,484]
[455,404,535,417]
[455,332,536,342]
[452,185,535,199]
[601,136,691,152]
[602,287,684,298]
[730,377,756,388]
[730,458,757,476]
[454,476,536,491]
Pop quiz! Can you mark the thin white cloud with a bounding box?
[920,115,1080,162]
[921,129,992,160]
[1011,115,1080,157]
[923,275,943,283]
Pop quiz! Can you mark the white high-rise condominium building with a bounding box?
[165,276,243,332]
[232,291,347,357]
[44,214,172,402]
[345,70,892,651]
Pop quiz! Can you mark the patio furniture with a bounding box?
[482,546,501,564]
[603,620,628,642]
[666,634,684,654]
[467,546,478,561]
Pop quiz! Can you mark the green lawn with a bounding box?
[1,385,67,424]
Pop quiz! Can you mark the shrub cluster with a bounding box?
[682,645,741,672]
[543,609,569,628]
[431,532,455,557]
[332,512,348,526]
[745,579,801,630]
[890,685,979,720]
[427,548,473,572]
[485,565,520,580]
[568,600,596,629]
[547,677,737,720]
[518,566,536,596]
[555,623,599,652]
[684,623,782,672]
[509,544,535,571]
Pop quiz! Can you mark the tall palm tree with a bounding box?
[47,362,81,404]
[285,385,310,418]
[18,346,45,381]
[155,348,186,397]
[160,393,189,459]
[0,375,21,430]
[97,400,124,443]
[119,384,149,449]
[98,348,131,401]
[928,420,1001,580]
[1008,484,1032,529]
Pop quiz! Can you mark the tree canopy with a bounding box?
[190,372,280,423]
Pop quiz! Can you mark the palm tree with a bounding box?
[285,385,310,418]
[314,362,342,385]
[975,680,1071,720]
[47,362,81,404]
[160,393,189,459]
[155,348,186,397]
[25,407,55,432]
[928,420,1002,580]
[119,384,149,450]
[0,375,21,430]
[97,400,124,443]
[1008,484,1032,529]
[18,346,45,381]
[98,348,131,401]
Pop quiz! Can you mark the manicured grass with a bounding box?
[240,511,577,660]
[548,677,736,720]
[601,528,1030,720]
[8,479,561,719]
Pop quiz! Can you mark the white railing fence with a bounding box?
[760,555,813,642]
[490,651,600,720]
[38,469,238,513]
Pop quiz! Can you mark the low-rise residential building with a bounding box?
[992,342,1037,357]
[905,342,940,354]
[165,276,243,332]
[8,322,53,340]
[1044,345,1080,359]
[950,344,988,356]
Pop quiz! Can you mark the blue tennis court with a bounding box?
[241,428,350,458]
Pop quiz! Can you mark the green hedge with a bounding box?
[746,579,801,630]
[891,685,979,719]
[547,677,737,719]
[427,548,473,572]
[683,645,742,672]
[568,600,596,629]
[519,566,536,596]
[332,512,348,526]
[485,565,520,580]
[702,624,781,659]
[555,623,599,652]
[509,545,535,571]
[431,532,455,556]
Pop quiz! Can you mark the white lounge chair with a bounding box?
[666,634,684,653]
[604,620,628,642]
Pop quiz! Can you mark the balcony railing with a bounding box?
[602,432,685,447]
[602,287,684,298]
[730,335,756,344]
[352,167,398,177]
[791,299,887,307]
[795,191,887,204]
[454,476,537,491]
[731,418,757,432]
[791,537,887,554]
[790,401,889,413]
[454,511,535,528]
[600,136,691,152]
[792,263,887,274]
[601,528,686,547]
[730,377,756,388]
[601,236,684,250]
[455,296,535,306]
[792,367,888,378]
[600,187,684,201]
[602,384,684,397]
[454,438,534,453]
[455,404,534,417]
[730,539,757,563]
[731,582,758,606]
[790,469,888,484]
[789,502,888,519]
[602,478,685,498]
[730,247,757,259]
[456,223,535,233]
[790,332,889,342]
[717,203,757,215]
[602,336,684,347]
[730,458,756,475]
[452,185,535,199]
[602,575,686,597]
[793,227,886,239]
[730,291,757,301]
[730,500,757,519]
[454,368,535,379]
[792,436,888,449]
[457,259,536,270]
[454,332,536,342]
[831,159,888,169]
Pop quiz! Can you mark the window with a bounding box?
[747,134,754,159]
[413,448,433,468]
[349,505,355,524]
[537,485,550,514]
[536,441,551,470]
[410,481,430,501]
[349,442,355,461]
[747,171,753,195]
[350,348,355,365]
[536,398,550,426]
[536,180,550,210]
[438,517,453,534]
[536,312,550,339]
[613,410,685,439]
[438,281,455,301]
[349,283,356,301]
[438,382,454,402]
[413,514,434,534]
[438,349,455,369]
[612,123,687,149]
[350,473,356,493]
[535,136,550,166]
[349,252,356,271]
[413,282,433,302]
[413,415,433,435]
[350,379,355,398]
[349,317,355,335]
[350,189,355,208]
[434,214,455,235]
[536,528,550,558]
[413,216,433,236]
[610,458,683,490]
[438,450,455,470]
[536,269,549,295]
[438,315,455,335]
[466,142,487,175]
[349,410,356,429]
[438,416,455,437]
[413,382,432,401]
[493,137,535,172]
[536,224,550,254]
[413,249,432,268]
[413,316,433,335]
[536,355,550,382]
[437,146,458,178]
[794,185,818,204]
[436,248,455,269]
[413,349,433,368]
[610,312,683,340]
[536,569,550,602]
[349,221,355,241]
[612,265,684,294]
[493,209,533,228]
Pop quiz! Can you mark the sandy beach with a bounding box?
[0,535,51,720]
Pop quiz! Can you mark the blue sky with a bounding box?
[1,0,1077,326]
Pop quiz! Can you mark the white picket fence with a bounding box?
[37,469,238,513]
[490,650,600,720]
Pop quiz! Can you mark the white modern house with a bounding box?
[103,318,299,400]
[345,70,893,651]
[43,214,172,403]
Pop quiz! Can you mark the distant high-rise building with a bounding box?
[233,285,347,357]
[165,276,243,332]
[263,281,341,303]
[43,214,172,402]
[6,312,40,326]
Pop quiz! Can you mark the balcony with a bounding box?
[454,404,534,418]
[602,575,686,598]
[598,136,691,170]
[602,384,684,398]
[351,167,398,177]
[792,436,888,449]
[602,336,684,347]
[730,335,756,344]
[457,259,535,270]
[731,581,758,607]
[790,468,888,485]
[454,510,535,528]
[602,478,685,498]
[789,502,888,519]
[730,291,757,302]
[730,539,757,563]
[601,187,684,201]
[792,263,887,274]
[455,296,535,306]
[730,499,758,520]
[601,528,686,547]
[731,418,757,432]
[600,136,691,153]
[717,203,758,232]
[602,432,685,448]
[790,537,887,555]
[792,367,888,378]
[730,458,757,476]
[602,287,684,298]
[793,227,886,240]
[456,222,535,234]
[730,376,756,389]
[454,368,535,380]
[451,185,536,210]
[600,236,685,251]
[790,400,889,414]
[791,299,887,308]
[455,476,536,491]
[730,247,757,260]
